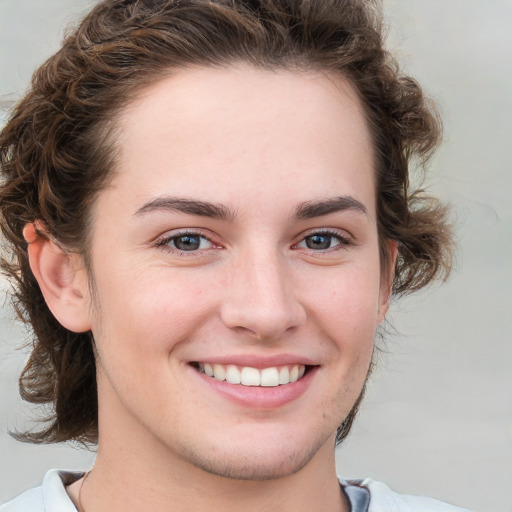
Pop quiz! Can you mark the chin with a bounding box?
[177,426,334,481]
[186,449,313,481]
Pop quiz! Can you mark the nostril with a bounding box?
[220,303,307,341]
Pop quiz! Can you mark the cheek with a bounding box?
[302,264,382,337]
[91,266,213,354]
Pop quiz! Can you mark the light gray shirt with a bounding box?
[0,469,471,512]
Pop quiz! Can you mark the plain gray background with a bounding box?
[1,1,511,511]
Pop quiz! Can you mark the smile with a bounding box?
[197,363,307,387]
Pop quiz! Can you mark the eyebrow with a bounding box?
[134,195,367,221]
[292,196,368,220]
[135,197,235,220]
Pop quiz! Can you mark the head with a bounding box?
[0,0,451,456]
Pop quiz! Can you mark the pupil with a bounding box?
[175,235,200,251]
[307,234,331,250]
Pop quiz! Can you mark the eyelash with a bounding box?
[293,230,352,252]
[155,230,218,255]
[155,228,352,256]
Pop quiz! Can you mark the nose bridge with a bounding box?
[221,244,305,339]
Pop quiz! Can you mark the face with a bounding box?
[83,66,392,479]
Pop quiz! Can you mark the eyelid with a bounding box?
[154,228,222,254]
[292,228,354,250]
[152,226,353,255]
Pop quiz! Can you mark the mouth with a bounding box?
[193,362,311,388]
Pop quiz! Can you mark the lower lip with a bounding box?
[193,366,318,409]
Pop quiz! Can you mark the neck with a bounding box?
[76,431,347,512]
[80,441,346,512]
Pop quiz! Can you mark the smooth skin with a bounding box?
[27,66,396,512]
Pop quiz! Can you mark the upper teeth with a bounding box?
[198,363,306,387]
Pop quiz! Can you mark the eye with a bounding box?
[295,231,351,251]
[156,232,215,252]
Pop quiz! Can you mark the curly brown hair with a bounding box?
[0,0,451,446]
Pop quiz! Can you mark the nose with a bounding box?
[220,248,306,340]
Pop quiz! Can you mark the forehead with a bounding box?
[101,66,375,218]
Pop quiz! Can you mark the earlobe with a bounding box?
[378,239,398,324]
[23,222,92,333]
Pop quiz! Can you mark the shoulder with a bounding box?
[0,486,43,512]
[341,477,472,512]
[0,469,83,512]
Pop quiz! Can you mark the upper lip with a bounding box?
[189,354,319,369]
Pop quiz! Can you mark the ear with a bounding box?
[23,222,92,333]
[377,239,398,324]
